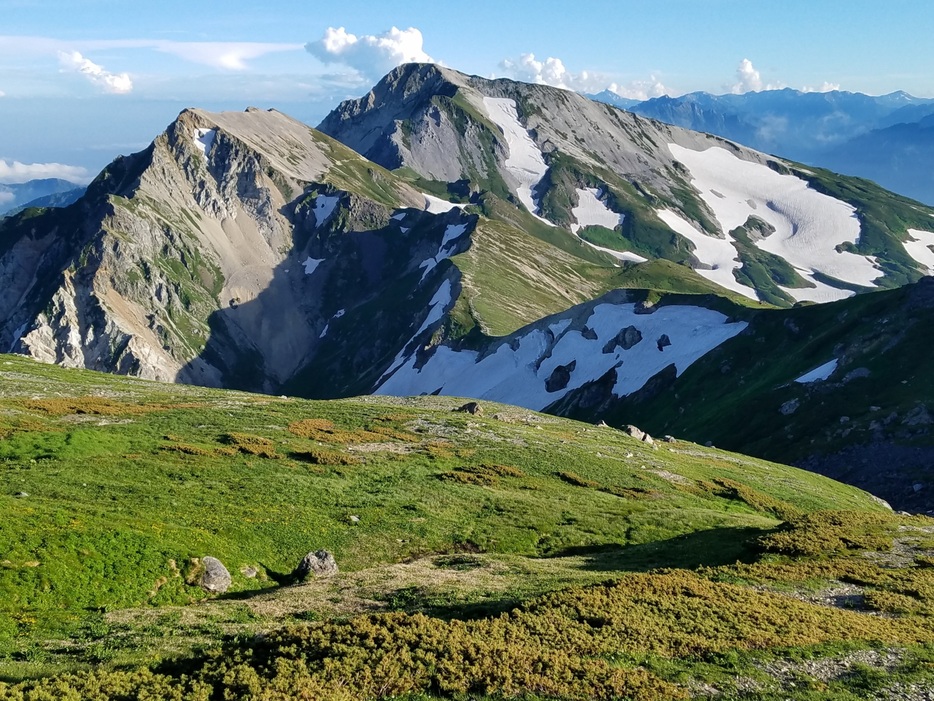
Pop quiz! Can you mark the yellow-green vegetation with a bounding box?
[1,354,934,699]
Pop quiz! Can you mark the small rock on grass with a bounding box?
[200,556,231,593]
[293,550,339,581]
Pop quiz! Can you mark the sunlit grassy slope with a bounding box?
[2,354,933,699]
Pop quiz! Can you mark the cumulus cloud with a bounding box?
[731,58,768,94]
[0,159,90,184]
[802,81,841,93]
[499,53,579,89]
[58,50,132,94]
[606,77,669,101]
[499,53,668,99]
[306,26,433,82]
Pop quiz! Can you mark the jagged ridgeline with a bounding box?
[3,63,934,410]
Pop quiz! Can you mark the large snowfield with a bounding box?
[377,302,747,411]
[482,97,551,222]
[667,144,883,303]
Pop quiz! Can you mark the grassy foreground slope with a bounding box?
[1,354,934,699]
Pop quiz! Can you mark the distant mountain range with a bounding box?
[0,178,85,216]
[588,88,934,204]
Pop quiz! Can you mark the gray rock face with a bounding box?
[200,556,231,593]
[293,550,339,580]
[603,325,642,354]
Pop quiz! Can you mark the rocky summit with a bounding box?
[2,64,934,509]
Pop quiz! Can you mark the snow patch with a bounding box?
[194,128,216,156]
[8,322,27,352]
[667,144,881,294]
[377,303,747,411]
[334,309,345,318]
[303,257,324,275]
[379,280,455,382]
[391,212,406,221]
[423,194,464,214]
[904,229,934,273]
[319,323,329,339]
[571,188,624,233]
[419,223,470,283]
[795,359,838,384]
[657,209,756,299]
[481,97,551,223]
[312,194,339,227]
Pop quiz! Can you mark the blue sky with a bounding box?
[2,0,933,182]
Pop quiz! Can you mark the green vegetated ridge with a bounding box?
[572,276,934,510]
[2,354,934,699]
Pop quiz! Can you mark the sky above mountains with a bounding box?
[2,0,933,183]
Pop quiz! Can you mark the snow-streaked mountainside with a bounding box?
[605,88,934,205]
[4,64,934,507]
[376,291,746,411]
[553,276,934,512]
[320,64,934,307]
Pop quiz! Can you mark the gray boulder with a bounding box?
[200,556,231,593]
[294,550,339,581]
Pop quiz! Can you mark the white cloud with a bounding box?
[0,90,5,97]
[499,52,669,99]
[0,191,14,205]
[306,26,433,82]
[154,41,303,70]
[802,81,841,93]
[58,50,132,94]
[731,58,767,94]
[606,77,669,101]
[500,53,578,89]
[0,159,90,184]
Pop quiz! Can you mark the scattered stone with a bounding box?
[839,416,850,424]
[914,483,925,493]
[293,550,339,581]
[200,556,231,594]
[454,401,483,416]
[623,424,654,444]
[663,435,676,443]
[656,334,671,351]
[240,566,258,579]
[14,492,28,498]
[705,441,714,447]
[623,424,645,441]
[780,398,799,415]
[596,420,609,427]
[349,514,361,523]
[903,405,933,426]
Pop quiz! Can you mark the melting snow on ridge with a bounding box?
[481,97,551,223]
[312,195,339,227]
[571,188,624,233]
[379,280,455,382]
[419,223,469,282]
[904,229,934,273]
[194,128,216,155]
[667,143,880,302]
[657,209,755,299]
[571,188,645,264]
[795,359,838,384]
[423,194,464,214]
[377,303,747,410]
[303,257,324,275]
